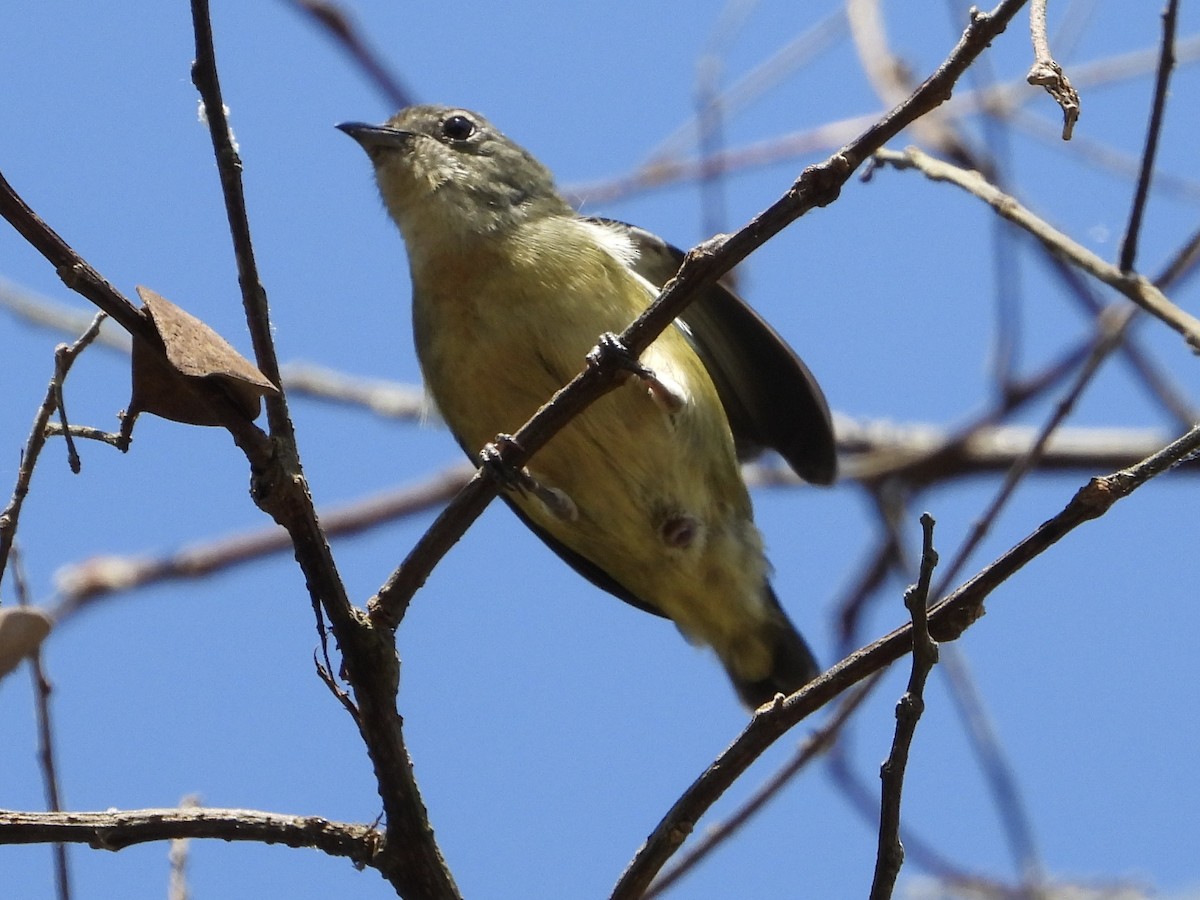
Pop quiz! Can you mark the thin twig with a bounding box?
[13,552,72,900]
[42,424,128,451]
[1034,252,1197,428]
[279,362,430,420]
[1156,221,1200,291]
[640,10,847,168]
[873,146,1200,351]
[189,6,281,402]
[0,313,107,588]
[921,297,1137,892]
[1007,104,1200,204]
[931,303,1136,600]
[53,464,472,612]
[832,493,908,653]
[938,647,1044,886]
[695,58,730,242]
[285,0,415,108]
[51,345,81,474]
[827,742,981,882]
[0,278,132,353]
[869,514,939,900]
[848,0,979,168]
[1118,0,1179,272]
[0,183,143,336]
[565,34,1200,207]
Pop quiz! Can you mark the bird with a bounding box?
[339,105,836,707]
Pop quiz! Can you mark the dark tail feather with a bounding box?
[729,585,820,709]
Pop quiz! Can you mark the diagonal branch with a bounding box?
[54,464,473,612]
[284,0,416,108]
[873,146,1200,351]
[645,675,882,898]
[610,420,1200,897]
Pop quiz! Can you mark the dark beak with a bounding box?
[336,121,413,151]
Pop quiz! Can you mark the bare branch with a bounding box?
[641,10,848,167]
[939,647,1044,885]
[1008,105,1200,205]
[568,31,1200,209]
[189,5,282,404]
[1032,253,1197,429]
[42,423,128,451]
[646,674,881,898]
[54,464,472,612]
[12,553,72,900]
[873,146,1200,351]
[285,0,415,108]
[869,514,939,900]
[0,278,132,353]
[1119,0,1180,272]
[0,179,145,337]
[830,419,1191,484]
[848,0,978,167]
[1156,221,1200,291]
[279,362,430,421]
[0,807,380,866]
[931,304,1136,600]
[34,415,1184,611]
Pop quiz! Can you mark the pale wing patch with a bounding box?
[578,218,643,270]
[575,220,702,410]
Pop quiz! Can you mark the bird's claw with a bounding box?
[588,332,684,414]
[480,435,578,522]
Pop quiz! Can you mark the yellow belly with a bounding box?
[409,218,776,676]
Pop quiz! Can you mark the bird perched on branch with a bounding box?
[340,105,836,707]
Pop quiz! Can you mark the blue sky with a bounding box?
[3,2,1200,898]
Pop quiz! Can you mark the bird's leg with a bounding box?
[480,434,579,522]
[588,332,684,414]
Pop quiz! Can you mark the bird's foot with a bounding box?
[588,332,685,414]
[480,435,578,522]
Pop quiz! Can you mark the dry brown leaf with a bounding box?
[129,286,278,425]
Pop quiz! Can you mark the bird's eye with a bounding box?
[441,114,476,141]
